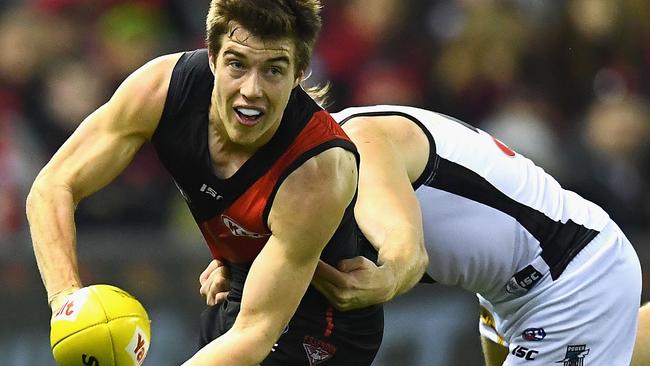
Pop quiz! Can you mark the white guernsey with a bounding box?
[331,105,641,365]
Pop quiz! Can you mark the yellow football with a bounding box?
[50,284,151,366]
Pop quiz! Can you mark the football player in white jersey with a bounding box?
[201,105,644,365]
[313,105,642,365]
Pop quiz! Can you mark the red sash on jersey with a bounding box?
[198,110,353,263]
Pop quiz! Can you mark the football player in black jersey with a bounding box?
[27,1,423,365]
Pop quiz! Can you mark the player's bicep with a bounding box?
[270,147,358,254]
[346,120,424,249]
[40,104,144,201]
[35,53,179,201]
[236,148,357,333]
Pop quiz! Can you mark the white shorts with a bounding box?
[478,219,641,365]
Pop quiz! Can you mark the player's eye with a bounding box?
[228,60,244,70]
[269,66,283,76]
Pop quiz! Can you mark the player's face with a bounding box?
[210,24,301,148]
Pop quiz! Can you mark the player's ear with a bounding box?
[208,52,216,75]
[293,70,304,88]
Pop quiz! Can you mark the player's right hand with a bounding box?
[313,256,396,311]
[199,259,230,306]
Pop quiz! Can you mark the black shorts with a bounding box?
[199,294,384,366]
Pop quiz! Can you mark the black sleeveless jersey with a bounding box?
[151,52,382,365]
[150,47,370,275]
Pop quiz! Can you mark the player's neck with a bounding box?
[207,136,252,180]
[206,117,262,179]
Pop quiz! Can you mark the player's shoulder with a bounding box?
[112,52,183,101]
[337,109,422,146]
[127,52,185,92]
[281,148,357,212]
[106,52,186,135]
[293,147,356,184]
[144,51,186,68]
[270,146,357,236]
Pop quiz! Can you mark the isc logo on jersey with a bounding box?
[505,265,543,295]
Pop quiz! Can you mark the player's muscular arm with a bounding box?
[184,148,357,366]
[313,116,429,310]
[26,53,181,310]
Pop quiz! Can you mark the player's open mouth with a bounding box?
[234,107,264,126]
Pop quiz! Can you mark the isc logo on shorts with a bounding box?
[511,345,538,360]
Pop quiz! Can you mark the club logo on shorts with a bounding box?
[522,327,546,341]
[555,344,590,366]
[302,336,336,366]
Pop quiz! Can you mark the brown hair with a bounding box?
[206,0,322,77]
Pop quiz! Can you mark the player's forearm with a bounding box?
[377,223,428,298]
[26,180,82,304]
[183,324,275,366]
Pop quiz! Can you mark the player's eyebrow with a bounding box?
[223,49,291,65]
[266,56,291,65]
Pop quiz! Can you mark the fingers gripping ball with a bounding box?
[50,285,151,366]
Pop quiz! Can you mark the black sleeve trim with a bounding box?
[262,139,359,229]
[336,110,439,190]
[152,52,189,144]
[432,157,600,279]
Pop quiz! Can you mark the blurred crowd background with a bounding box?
[2,0,649,364]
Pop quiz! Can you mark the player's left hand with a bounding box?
[199,259,230,306]
[312,256,396,311]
